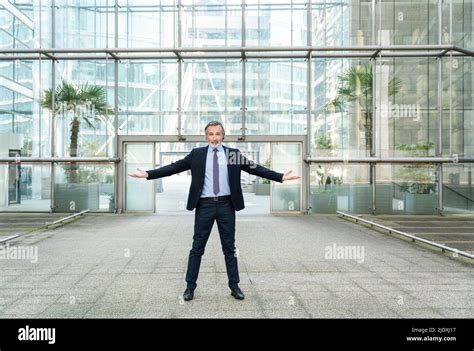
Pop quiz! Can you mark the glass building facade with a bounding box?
[0,0,472,215]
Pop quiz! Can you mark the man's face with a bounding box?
[206,125,224,148]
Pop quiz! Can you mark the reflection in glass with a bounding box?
[247,59,307,135]
[118,60,178,135]
[271,143,301,212]
[310,164,371,214]
[182,0,241,47]
[54,163,115,212]
[443,163,474,213]
[377,164,437,215]
[49,61,114,158]
[182,60,241,135]
[312,58,373,157]
[0,163,51,211]
[125,143,153,211]
[246,0,307,47]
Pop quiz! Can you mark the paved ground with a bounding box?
[0,213,473,318]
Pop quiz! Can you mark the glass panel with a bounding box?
[246,0,308,47]
[376,58,438,158]
[39,0,53,48]
[443,163,474,213]
[118,60,178,135]
[230,142,272,215]
[0,1,35,49]
[312,58,372,157]
[125,143,153,211]
[54,163,115,212]
[0,162,51,211]
[271,143,301,212]
[117,0,175,48]
[0,59,51,158]
[55,0,115,48]
[182,0,241,47]
[312,0,373,46]
[182,60,241,135]
[154,142,198,215]
[247,59,307,135]
[376,163,438,214]
[310,163,371,214]
[445,0,474,48]
[378,0,438,46]
[442,57,473,158]
[52,60,115,157]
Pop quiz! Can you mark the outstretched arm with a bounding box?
[128,152,192,180]
[240,153,300,183]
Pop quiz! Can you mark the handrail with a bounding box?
[337,211,474,260]
[0,210,89,244]
[0,157,119,163]
[443,184,474,203]
[305,156,474,163]
[45,210,89,228]
[0,234,20,244]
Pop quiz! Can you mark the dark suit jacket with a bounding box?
[146,145,283,211]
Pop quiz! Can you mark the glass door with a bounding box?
[124,143,154,212]
[271,143,302,213]
[8,150,21,205]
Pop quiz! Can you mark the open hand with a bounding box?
[282,170,300,182]
[128,167,148,178]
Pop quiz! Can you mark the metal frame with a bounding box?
[1,45,472,61]
[117,135,307,214]
[45,209,89,228]
[1,1,473,216]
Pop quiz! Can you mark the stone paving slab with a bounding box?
[0,213,472,318]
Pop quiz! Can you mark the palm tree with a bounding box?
[41,79,113,183]
[327,63,402,153]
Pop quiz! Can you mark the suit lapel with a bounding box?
[223,145,232,178]
[201,145,208,180]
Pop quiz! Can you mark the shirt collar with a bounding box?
[208,144,224,153]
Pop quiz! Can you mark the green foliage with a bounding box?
[315,134,333,149]
[396,142,435,156]
[41,80,112,183]
[395,142,436,194]
[326,64,402,151]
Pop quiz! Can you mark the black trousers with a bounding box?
[185,197,239,290]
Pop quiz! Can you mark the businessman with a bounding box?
[128,121,300,301]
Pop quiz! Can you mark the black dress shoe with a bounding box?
[230,286,245,300]
[183,288,194,301]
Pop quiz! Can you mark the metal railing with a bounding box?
[45,210,89,229]
[0,210,89,244]
[337,210,474,260]
[0,45,473,60]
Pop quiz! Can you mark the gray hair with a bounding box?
[204,120,225,136]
